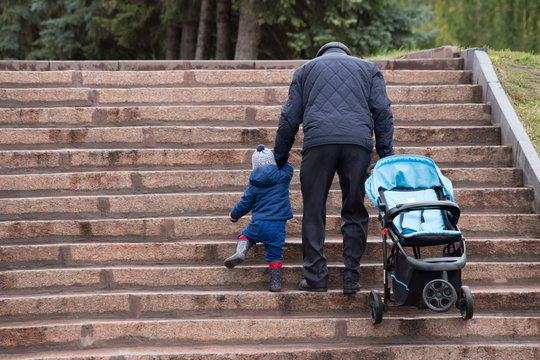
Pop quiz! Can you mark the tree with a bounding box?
[165,24,180,59]
[0,0,440,60]
[162,0,185,60]
[215,0,231,59]
[180,0,200,59]
[103,0,165,59]
[0,0,50,59]
[417,0,539,53]
[195,0,213,59]
[0,0,103,60]
[257,0,429,59]
[234,0,261,59]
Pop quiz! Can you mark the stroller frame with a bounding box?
[365,155,474,324]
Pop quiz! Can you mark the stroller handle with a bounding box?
[383,200,461,225]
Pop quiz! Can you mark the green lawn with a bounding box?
[367,48,421,59]
[489,50,539,154]
[369,48,539,154]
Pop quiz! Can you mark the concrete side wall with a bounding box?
[461,48,540,212]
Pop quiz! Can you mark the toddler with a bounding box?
[225,144,293,292]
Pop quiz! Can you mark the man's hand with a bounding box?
[274,153,287,168]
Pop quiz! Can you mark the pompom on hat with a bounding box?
[252,144,276,169]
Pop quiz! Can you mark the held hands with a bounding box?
[229,213,238,223]
[274,152,288,169]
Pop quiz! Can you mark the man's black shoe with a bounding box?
[298,279,327,292]
[343,278,360,294]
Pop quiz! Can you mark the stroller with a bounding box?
[365,154,473,324]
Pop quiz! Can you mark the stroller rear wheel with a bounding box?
[369,290,384,324]
[457,285,474,320]
[422,279,456,312]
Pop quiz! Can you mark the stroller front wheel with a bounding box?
[458,285,474,320]
[369,290,384,324]
[422,279,456,312]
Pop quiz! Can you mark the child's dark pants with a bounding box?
[240,220,287,261]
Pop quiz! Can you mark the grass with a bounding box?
[367,48,422,59]
[489,50,540,154]
[369,47,539,154]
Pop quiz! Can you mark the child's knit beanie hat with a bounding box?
[252,144,276,169]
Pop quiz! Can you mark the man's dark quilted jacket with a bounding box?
[274,48,394,166]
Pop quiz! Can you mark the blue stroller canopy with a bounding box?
[365,154,454,209]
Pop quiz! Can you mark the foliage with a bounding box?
[258,0,431,58]
[417,0,539,53]
[99,0,165,59]
[161,0,188,25]
[1,0,537,60]
[0,0,168,60]
[0,0,52,59]
[30,0,104,60]
[0,0,429,60]
[490,50,540,153]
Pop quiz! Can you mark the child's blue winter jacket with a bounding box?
[230,162,293,221]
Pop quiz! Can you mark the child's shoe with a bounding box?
[269,269,282,292]
[224,236,252,268]
[268,261,282,292]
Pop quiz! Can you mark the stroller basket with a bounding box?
[390,250,462,307]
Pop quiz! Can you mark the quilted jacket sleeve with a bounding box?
[369,65,394,159]
[274,68,304,167]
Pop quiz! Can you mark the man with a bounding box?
[273,41,394,293]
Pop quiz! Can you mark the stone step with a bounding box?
[0,58,464,71]
[2,53,538,359]
[0,188,532,221]
[0,285,538,321]
[1,261,538,292]
[0,315,537,351]
[0,126,501,150]
[1,343,538,360]
[0,214,537,244]
[0,85,482,108]
[0,70,472,88]
[0,104,492,128]
[0,168,524,198]
[1,238,538,269]
[0,146,513,173]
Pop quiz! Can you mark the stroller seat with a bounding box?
[382,187,462,246]
[366,154,462,246]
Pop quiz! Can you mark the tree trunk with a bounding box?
[522,6,527,50]
[166,24,180,59]
[234,0,261,60]
[180,0,200,60]
[195,0,214,60]
[215,0,231,60]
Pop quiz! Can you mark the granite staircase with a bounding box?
[0,55,538,359]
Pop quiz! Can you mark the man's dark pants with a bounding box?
[300,144,371,288]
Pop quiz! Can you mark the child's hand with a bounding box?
[229,213,238,223]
